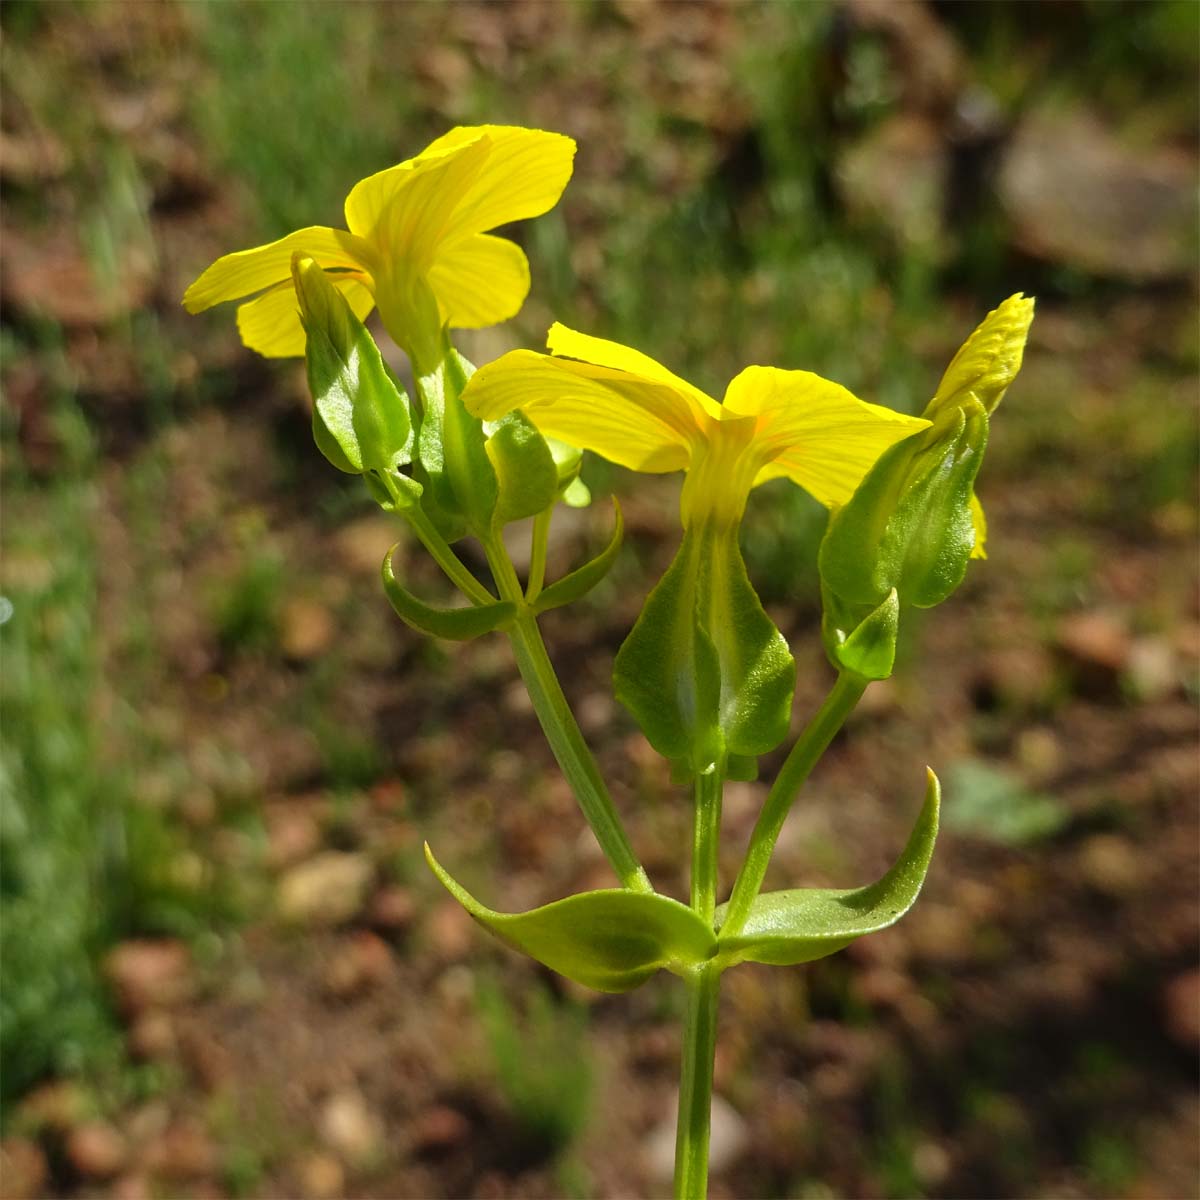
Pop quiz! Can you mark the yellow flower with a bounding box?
[182,125,576,369]
[462,324,931,527]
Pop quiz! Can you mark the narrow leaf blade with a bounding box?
[714,768,940,968]
[533,499,624,614]
[425,845,717,992]
[381,545,515,641]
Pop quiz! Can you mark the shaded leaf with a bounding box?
[381,544,514,640]
[533,499,624,614]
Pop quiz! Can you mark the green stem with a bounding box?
[525,507,552,604]
[403,505,496,607]
[674,964,720,1200]
[690,767,723,923]
[484,534,651,893]
[721,671,867,939]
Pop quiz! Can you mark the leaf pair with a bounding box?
[426,769,939,991]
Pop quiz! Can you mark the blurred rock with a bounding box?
[644,1092,747,1181]
[277,852,373,926]
[66,1122,128,1180]
[0,128,68,185]
[321,932,394,999]
[143,1118,217,1181]
[16,1080,88,1132]
[264,804,323,870]
[999,106,1198,281]
[366,885,417,933]
[1163,969,1200,1049]
[1125,636,1177,701]
[426,898,475,962]
[279,597,336,661]
[128,1010,177,1061]
[837,114,950,255]
[1056,610,1131,695]
[111,1175,153,1200]
[1076,833,1143,897]
[411,1105,472,1154]
[104,940,193,1015]
[297,1152,345,1200]
[318,1089,383,1165]
[980,645,1055,712]
[0,1137,48,1200]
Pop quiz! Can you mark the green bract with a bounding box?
[425,844,716,992]
[532,500,624,615]
[614,526,795,776]
[714,768,940,968]
[381,546,515,641]
[292,253,417,506]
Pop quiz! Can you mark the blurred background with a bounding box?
[2,2,1197,1198]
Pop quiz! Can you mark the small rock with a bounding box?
[66,1122,128,1180]
[15,1080,88,1132]
[318,1089,383,1165]
[1163,969,1200,1049]
[297,1152,345,1200]
[1076,833,1143,897]
[0,1137,48,1200]
[1125,636,1177,701]
[144,1118,217,1180]
[264,805,323,870]
[279,598,336,661]
[412,1105,471,1153]
[644,1093,747,1181]
[128,1010,176,1061]
[426,898,475,962]
[321,932,394,999]
[277,852,373,926]
[1057,610,1131,674]
[104,940,193,1015]
[367,885,416,933]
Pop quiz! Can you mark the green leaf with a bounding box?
[713,767,940,969]
[292,254,414,480]
[415,349,498,539]
[533,499,624,614]
[486,411,560,528]
[425,845,717,992]
[381,544,515,641]
[614,526,794,773]
[829,588,899,681]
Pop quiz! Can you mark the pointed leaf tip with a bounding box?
[532,498,624,613]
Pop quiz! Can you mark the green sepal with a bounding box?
[381,544,515,641]
[820,403,988,612]
[532,499,624,614]
[485,411,560,528]
[415,348,498,540]
[292,254,415,482]
[614,526,795,773]
[424,844,717,992]
[826,587,900,681]
[714,768,940,969]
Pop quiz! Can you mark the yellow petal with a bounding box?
[932,293,1035,415]
[236,276,374,359]
[969,491,988,559]
[462,349,701,473]
[428,125,576,244]
[723,366,929,508]
[426,233,530,328]
[343,135,491,255]
[183,227,370,313]
[547,323,723,422]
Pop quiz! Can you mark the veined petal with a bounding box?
[462,350,700,473]
[548,323,723,422]
[236,276,374,359]
[183,227,369,313]
[427,125,576,244]
[345,136,492,260]
[427,233,530,328]
[725,367,929,509]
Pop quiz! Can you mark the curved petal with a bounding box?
[427,233,530,328]
[547,323,723,422]
[182,226,370,313]
[343,135,491,256]
[462,349,700,473]
[725,367,929,509]
[236,276,374,359]
[428,125,576,244]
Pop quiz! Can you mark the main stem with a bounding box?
[675,766,724,1200]
[721,671,867,938]
[484,535,651,893]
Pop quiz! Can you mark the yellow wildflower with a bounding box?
[182,125,575,369]
[462,324,931,527]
